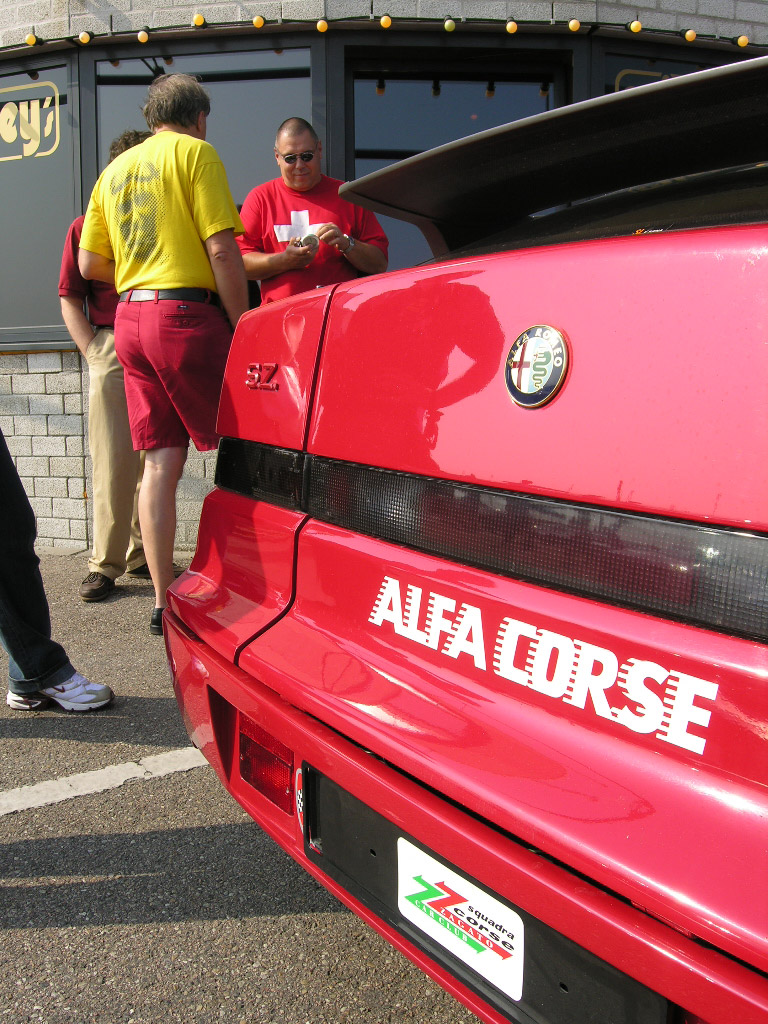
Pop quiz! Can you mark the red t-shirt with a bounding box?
[238,175,388,304]
[58,215,119,328]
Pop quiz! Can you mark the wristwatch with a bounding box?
[342,235,356,255]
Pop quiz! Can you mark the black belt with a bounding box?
[118,288,220,306]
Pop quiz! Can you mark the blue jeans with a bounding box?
[0,428,75,695]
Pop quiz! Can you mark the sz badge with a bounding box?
[505,326,569,408]
[245,362,279,391]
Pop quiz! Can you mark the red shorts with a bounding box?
[115,298,232,451]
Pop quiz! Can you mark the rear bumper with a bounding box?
[166,609,768,1024]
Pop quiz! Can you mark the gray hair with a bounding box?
[143,74,211,131]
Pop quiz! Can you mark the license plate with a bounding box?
[303,766,667,1024]
[398,837,525,1002]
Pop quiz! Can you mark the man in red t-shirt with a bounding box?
[238,117,388,304]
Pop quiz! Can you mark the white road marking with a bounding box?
[0,746,208,816]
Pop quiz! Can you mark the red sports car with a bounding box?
[166,56,768,1024]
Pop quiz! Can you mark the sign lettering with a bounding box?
[0,82,59,162]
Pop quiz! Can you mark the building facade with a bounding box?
[1,0,764,548]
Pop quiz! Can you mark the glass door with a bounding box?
[352,49,562,269]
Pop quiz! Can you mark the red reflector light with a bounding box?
[238,714,294,814]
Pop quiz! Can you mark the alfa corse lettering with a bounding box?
[369,575,718,754]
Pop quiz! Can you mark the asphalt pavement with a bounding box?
[0,547,477,1024]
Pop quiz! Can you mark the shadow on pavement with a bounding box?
[0,820,340,928]
[0,695,189,749]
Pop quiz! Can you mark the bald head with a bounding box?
[275,117,318,149]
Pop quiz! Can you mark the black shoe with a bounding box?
[128,562,185,579]
[79,572,116,602]
[150,607,164,636]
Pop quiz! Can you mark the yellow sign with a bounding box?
[614,69,678,91]
[0,81,60,161]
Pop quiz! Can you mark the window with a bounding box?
[0,64,75,345]
[96,49,312,204]
[353,53,557,269]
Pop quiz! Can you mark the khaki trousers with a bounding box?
[84,328,144,579]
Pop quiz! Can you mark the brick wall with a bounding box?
[0,350,214,552]
[1,1,767,48]
[0,351,87,549]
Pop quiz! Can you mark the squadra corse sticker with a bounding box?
[369,575,719,755]
[398,838,525,1001]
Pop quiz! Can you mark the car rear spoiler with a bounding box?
[340,55,768,257]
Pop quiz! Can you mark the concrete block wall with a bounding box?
[0,351,88,549]
[0,351,214,552]
[176,449,218,549]
[1,0,767,47]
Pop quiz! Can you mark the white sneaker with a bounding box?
[6,690,50,711]
[6,672,113,712]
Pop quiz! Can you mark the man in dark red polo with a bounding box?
[59,129,149,603]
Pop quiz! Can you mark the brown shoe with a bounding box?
[79,572,115,602]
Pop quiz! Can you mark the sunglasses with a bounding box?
[278,149,316,165]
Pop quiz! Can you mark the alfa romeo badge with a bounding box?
[504,325,569,408]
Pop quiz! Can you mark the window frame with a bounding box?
[0,32,326,351]
[0,52,80,350]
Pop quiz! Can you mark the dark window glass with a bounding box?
[354,75,552,270]
[0,65,75,343]
[96,49,311,204]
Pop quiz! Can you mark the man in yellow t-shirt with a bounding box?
[79,73,248,636]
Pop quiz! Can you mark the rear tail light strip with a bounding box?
[215,439,304,509]
[215,439,768,644]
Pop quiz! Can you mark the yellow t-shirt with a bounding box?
[80,131,244,294]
